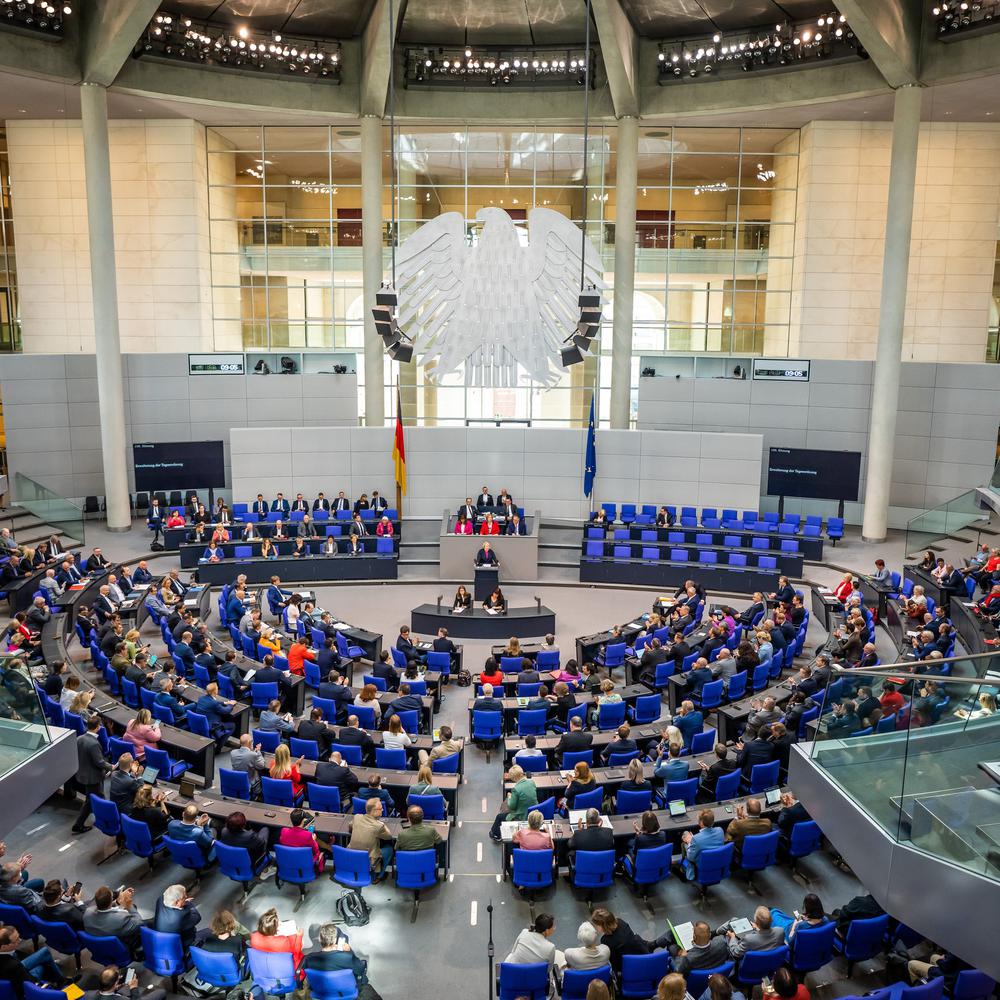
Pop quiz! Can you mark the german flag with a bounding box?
[392,388,406,496]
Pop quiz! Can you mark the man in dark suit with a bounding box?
[315,751,360,801]
[271,493,290,516]
[371,651,400,692]
[56,558,82,588]
[0,554,24,587]
[473,683,504,715]
[506,514,527,536]
[602,724,638,764]
[72,716,114,833]
[252,494,269,520]
[457,497,477,523]
[316,636,341,675]
[108,753,142,814]
[291,493,309,514]
[636,638,667,685]
[333,492,351,513]
[736,733,777,779]
[387,683,423,724]
[332,715,375,762]
[684,657,714,697]
[311,492,330,512]
[432,627,457,658]
[775,791,811,836]
[153,884,201,954]
[395,626,422,664]
[698,743,738,797]
[476,487,493,510]
[667,632,692,668]
[370,491,388,512]
[568,808,614,860]
[85,962,168,1000]
[739,594,766,627]
[555,716,593,763]
[317,671,354,724]
[297,707,335,758]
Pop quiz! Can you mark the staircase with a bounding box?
[0,505,82,554]
[397,518,441,581]
[538,520,583,584]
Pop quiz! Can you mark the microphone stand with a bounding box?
[487,899,495,1000]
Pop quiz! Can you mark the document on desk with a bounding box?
[817,586,833,595]
[486,608,499,615]
[567,810,612,828]
[500,820,527,841]
[333,622,350,629]
[451,606,466,614]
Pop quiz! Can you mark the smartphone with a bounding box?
[124,968,137,986]
[725,805,733,814]
[71,881,82,895]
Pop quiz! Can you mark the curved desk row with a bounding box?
[411,603,555,640]
[180,536,399,569]
[42,612,218,784]
[196,553,397,586]
[582,540,803,579]
[163,518,401,551]
[580,557,781,595]
[587,524,825,561]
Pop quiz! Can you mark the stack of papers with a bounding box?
[567,810,612,828]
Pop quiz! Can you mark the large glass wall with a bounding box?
[206,123,799,425]
[0,129,19,354]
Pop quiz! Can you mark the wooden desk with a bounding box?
[575,618,647,665]
[503,726,665,765]
[716,679,797,744]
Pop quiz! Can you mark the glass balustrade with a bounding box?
[807,650,1000,881]
[12,471,85,546]
[0,653,54,779]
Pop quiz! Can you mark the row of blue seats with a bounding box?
[498,939,993,1000]
[585,543,783,570]
[590,527,809,550]
[231,505,399,523]
[216,537,398,556]
[594,504,844,538]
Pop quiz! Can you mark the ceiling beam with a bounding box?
[920,25,1000,85]
[590,0,640,118]
[0,22,81,82]
[359,0,403,117]
[639,51,890,117]
[80,0,161,86]
[835,0,924,87]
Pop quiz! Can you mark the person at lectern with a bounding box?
[475,541,500,567]
[479,513,500,535]
[452,585,472,611]
[483,588,507,614]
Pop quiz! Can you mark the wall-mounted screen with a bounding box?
[767,447,861,502]
[752,359,810,382]
[133,441,226,492]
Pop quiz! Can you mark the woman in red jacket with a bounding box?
[479,513,500,535]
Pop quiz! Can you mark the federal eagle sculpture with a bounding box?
[394,206,605,387]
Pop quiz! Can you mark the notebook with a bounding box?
[567,810,612,828]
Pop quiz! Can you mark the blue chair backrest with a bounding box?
[140,927,186,978]
[190,946,244,989]
[791,921,836,972]
[714,769,741,800]
[305,969,360,1000]
[0,903,34,939]
[518,709,548,736]
[426,651,451,673]
[597,701,626,730]
[620,952,669,998]
[498,962,549,1000]
[517,683,542,697]
[561,750,593,768]
[163,835,210,871]
[572,787,604,811]
[500,656,522,673]
[375,747,407,769]
[665,777,699,806]
[573,849,615,889]
[394,709,419,733]
[726,671,747,700]
[330,743,363,766]
[186,711,210,738]
[307,783,343,813]
[748,759,780,793]
[632,843,672,887]
[741,830,780,871]
[252,729,281,753]
[630,693,661,724]
[670,548,688,562]
[261,777,297,807]
[220,767,252,799]
[511,848,555,890]
[699,679,724,708]
[290,737,320,761]
[736,946,789,984]
[90,795,121,838]
[405,793,446,820]
[313,697,338,720]
[396,848,438,890]
[615,788,652,814]
[274,844,316,884]
[690,729,716,755]
[215,842,259,884]
[79,932,132,968]
[515,754,548,774]
[120,815,156,857]
[391,647,408,669]
[953,971,996,1000]
[431,752,460,775]
[696,842,734,886]
[472,711,503,739]
[331,845,371,892]
[353,704,377,729]
[841,914,889,960]
[248,947,298,995]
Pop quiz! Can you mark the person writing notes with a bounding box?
[452,585,472,613]
[483,588,507,614]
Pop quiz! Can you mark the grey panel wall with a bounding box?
[230,427,765,519]
[637,360,1000,528]
[0,354,358,500]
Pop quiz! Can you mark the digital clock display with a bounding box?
[188,353,245,376]
[752,359,810,382]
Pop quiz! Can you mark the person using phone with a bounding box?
[85,963,167,1000]
[279,808,328,874]
[40,879,85,930]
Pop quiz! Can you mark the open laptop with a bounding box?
[667,799,688,818]
[764,786,782,807]
[140,766,159,784]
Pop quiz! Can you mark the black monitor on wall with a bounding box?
[132,441,226,493]
[766,447,861,502]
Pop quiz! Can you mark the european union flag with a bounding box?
[584,395,597,498]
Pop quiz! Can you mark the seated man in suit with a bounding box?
[271,493,291,517]
[395,626,423,664]
[83,886,144,957]
[387,683,423,724]
[296,706,336,758]
[457,497,477,524]
[315,750,360,802]
[312,492,330,512]
[291,493,309,514]
[166,804,217,863]
[567,808,614,865]
[473,682,504,716]
[371,650,400,692]
[154,678,188,725]
[723,797,772,854]
[555,716,593,763]
[680,809,725,880]
[251,494,269,520]
[506,513,527,536]
[602,724,638,764]
[476,486,494,511]
[317,671,355,724]
[333,714,375,762]
[333,491,351,513]
[684,657,714,697]
[153,883,202,955]
[739,593,766,627]
[672,701,704,748]
[194,682,236,748]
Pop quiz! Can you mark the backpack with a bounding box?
[455,669,472,687]
[336,888,371,927]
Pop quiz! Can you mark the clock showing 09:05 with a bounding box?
[188,353,246,375]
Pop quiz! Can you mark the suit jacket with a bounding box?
[271,499,291,515]
[333,497,351,511]
[371,660,399,691]
[291,499,309,513]
[568,826,614,854]
[506,519,527,536]
[252,500,269,518]
[477,493,494,509]
[332,725,374,758]
[475,547,499,565]
[315,760,360,798]
[297,718,335,756]
[154,898,202,951]
[473,697,504,715]
[313,497,331,511]
[109,770,141,813]
[737,738,777,776]
[457,503,477,522]
[84,905,144,953]
[77,732,112,785]
[317,682,354,723]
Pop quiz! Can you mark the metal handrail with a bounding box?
[828,647,998,685]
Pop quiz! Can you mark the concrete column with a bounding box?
[80,83,130,532]
[609,115,638,429]
[361,114,386,427]
[862,84,922,542]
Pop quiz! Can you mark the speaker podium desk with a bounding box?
[438,508,540,582]
[411,603,556,640]
[474,564,499,601]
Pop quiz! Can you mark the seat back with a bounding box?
[163,835,209,872]
[620,952,669,998]
[517,709,548,736]
[736,946,789,984]
[120,815,155,857]
[748,759,780,793]
[631,844,672,887]
[472,710,503,740]
[572,849,615,889]
[561,750,593,768]
[741,830,780,871]
[615,788,652,814]
[90,795,121,838]
[511,848,555,890]
[273,844,316,885]
[665,777,699,806]
[252,729,281,753]
[305,969,360,1000]
[695,842,734,887]
[597,701,626,730]
[952,970,997,1000]
[790,921,836,972]
[261,777,297,807]
[140,927,186,978]
[329,743,363,766]
[375,746,407,769]
[498,962,549,1000]
[572,787,604,811]
[220,767,252,800]
[215,842,259,883]
[189,946,244,989]
[247,947,299,995]
[395,848,438,890]
[0,903,34,940]
[406,793,446,820]
[714,769,741,800]
[79,932,132,968]
[431,751,460,775]
[307,783,343,813]
[841,914,889,961]
[330,845,372,892]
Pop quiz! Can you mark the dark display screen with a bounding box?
[133,441,226,492]
[766,447,861,502]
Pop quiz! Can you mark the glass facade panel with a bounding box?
[207,123,799,425]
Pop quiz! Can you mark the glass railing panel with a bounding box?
[12,471,85,546]
[904,488,984,560]
[807,653,1000,881]
[0,654,53,779]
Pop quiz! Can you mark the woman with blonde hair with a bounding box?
[258,624,282,654]
[159,578,179,607]
[259,537,277,561]
[511,809,552,851]
[657,972,694,1000]
[130,782,169,837]
[249,907,304,972]
[123,629,143,662]
[124,708,162,760]
[67,689,94,718]
[353,682,382,724]
[269,742,304,799]
[411,764,442,799]
[504,636,521,658]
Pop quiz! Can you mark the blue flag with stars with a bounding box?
[584,396,597,498]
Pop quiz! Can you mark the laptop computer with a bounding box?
[764,787,782,807]
[668,799,688,818]
[140,766,159,784]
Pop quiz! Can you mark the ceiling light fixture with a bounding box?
[404,45,596,88]
[931,0,1000,37]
